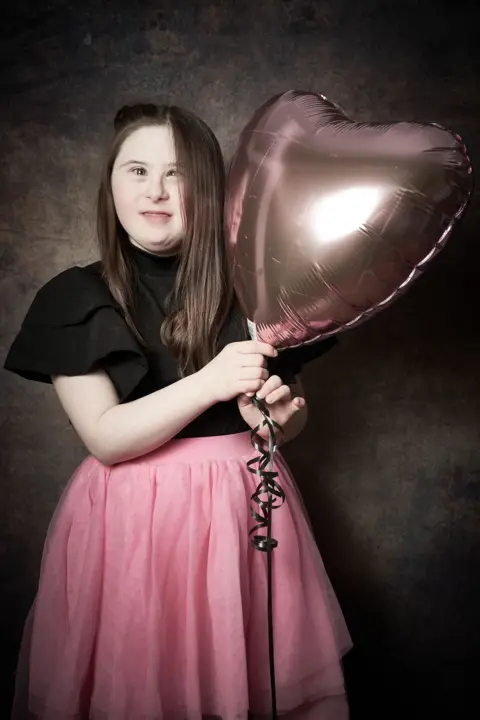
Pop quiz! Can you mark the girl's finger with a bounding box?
[264,385,291,405]
[256,375,283,400]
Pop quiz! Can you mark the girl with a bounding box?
[5,103,352,719]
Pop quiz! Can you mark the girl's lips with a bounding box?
[142,211,171,216]
[142,212,172,223]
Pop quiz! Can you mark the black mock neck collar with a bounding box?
[129,242,180,277]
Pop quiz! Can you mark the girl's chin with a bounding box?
[129,236,183,256]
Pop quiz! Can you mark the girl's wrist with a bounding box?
[193,367,218,408]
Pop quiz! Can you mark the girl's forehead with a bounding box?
[117,125,176,163]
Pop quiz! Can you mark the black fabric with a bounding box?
[4,243,337,437]
[267,336,337,385]
[4,264,149,403]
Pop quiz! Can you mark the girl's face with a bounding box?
[111,124,185,256]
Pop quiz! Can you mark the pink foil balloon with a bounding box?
[225,91,473,349]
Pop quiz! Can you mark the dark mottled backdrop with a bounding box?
[1,1,479,717]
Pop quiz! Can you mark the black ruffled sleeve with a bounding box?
[267,336,338,384]
[4,265,149,402]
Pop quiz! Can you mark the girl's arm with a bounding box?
[52,369,214,466]
[53,339,277,466]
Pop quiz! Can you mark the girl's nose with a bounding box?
[146,177,169,201]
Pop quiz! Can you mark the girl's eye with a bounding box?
[166,168,180,178]
[131,167,147,176]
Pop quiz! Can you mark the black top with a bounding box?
[4,244,337,438]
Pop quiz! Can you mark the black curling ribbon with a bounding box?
[247,395,286,720]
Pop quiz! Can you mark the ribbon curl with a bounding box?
[247,395,286,719]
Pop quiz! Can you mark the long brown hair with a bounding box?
[96,103,233,376]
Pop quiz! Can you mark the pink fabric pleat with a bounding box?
[12,431,352,719]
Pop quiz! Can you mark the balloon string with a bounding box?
[247,396,286,720]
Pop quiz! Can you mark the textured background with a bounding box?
[1,1,479,717]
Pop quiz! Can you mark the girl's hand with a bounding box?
[237,375,306,441]
[198,341,277,404]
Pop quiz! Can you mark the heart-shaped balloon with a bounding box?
[225,91,473,348]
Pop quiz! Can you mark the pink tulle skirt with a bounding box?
[12,431,352,719]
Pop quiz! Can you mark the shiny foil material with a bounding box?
[226,91,473,348]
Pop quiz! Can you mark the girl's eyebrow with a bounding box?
[119,159,149,168]
[119,160,179,168]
